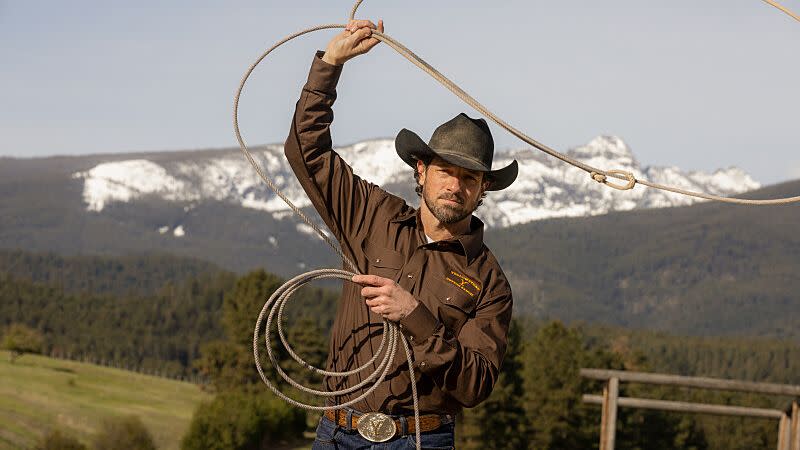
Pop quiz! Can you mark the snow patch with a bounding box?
[73,137,761,228]
[173,225,185,237]
[73,159,192,211]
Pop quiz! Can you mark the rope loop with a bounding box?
[252,268,422,447]
[591,169,637,191]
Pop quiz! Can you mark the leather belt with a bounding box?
[324,409,449,437]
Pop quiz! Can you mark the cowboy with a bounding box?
[283,19,517,449]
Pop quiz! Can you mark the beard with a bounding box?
[423,187,477,225]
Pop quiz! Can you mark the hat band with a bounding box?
[432,149,491,171]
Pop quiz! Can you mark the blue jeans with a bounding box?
[311,415,455,450]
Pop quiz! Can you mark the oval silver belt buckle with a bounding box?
[356,412,397,443]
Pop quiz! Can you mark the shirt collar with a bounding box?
[392,208,485,265]
[458,216,485,265]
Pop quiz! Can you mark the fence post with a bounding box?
[780,412,791,450]
[791,400,799,450]
[600,377,619,450]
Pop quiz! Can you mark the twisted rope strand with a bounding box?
[763,0,800,22]
[239,2,800,449]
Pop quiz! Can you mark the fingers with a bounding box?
[335,19,383,63]
[345,19,378,32]
[344,18,383,44]
[361,284,393,299]
[343,26,373,48]
[365,297,385,308]
[352,274,393,287]
[365,297,392,317]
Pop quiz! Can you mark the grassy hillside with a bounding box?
[0,350,211,450]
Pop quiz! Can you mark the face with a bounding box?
[418,158,489,225]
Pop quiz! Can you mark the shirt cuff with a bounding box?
[398,302,439,343]
[304,50,343,94]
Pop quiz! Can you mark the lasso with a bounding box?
[235,2,800,449]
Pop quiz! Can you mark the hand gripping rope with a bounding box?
[235,2,800,449]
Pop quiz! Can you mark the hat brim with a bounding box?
[395,128,518,191]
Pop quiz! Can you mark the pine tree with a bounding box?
[467,318,527,449]
[223,270,285,347]
[521,321,588,450]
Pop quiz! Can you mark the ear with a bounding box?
[416,159,427,183]
[481,175,492,193]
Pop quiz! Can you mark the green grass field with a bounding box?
[0,350,211,450]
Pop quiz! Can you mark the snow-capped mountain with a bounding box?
[72,136,760,229]
[480,136,760,226]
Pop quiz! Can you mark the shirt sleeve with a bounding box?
[399,289,513,408]
[284,51,380,259]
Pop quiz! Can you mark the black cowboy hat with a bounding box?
[395,113,518,191]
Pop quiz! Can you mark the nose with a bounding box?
[444,174,463,193]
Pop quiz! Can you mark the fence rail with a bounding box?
[581,368,800,396]
[583,394,785,419]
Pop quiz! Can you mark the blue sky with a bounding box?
[2,1,799,183]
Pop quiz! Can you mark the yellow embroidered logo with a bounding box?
[445,271,481,297]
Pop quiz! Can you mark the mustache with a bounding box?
[438,193,464,204]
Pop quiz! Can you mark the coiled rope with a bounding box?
[236,1,800,448]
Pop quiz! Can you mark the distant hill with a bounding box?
[0,150,341,276]
[487,178,800,340]
[1,147,797,339]
[0,350,211,450]
[0,249,222,297]
[0,136,760,274]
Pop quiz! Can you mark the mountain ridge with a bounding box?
[1,146,797,339]
[67,135,761,228]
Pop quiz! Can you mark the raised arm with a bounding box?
[283,20,384,254]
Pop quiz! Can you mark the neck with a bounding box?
[419,202,471,241]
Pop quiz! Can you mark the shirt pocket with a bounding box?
[362,242,404,280]
[431,276,479,338]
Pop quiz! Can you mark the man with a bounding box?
[284,18,518,449]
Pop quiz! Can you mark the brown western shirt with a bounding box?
[283,51,513,416]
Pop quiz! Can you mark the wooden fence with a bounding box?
[581,368,800,450]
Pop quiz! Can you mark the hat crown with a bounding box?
[428,113,494,169]
[394,113,518,191]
